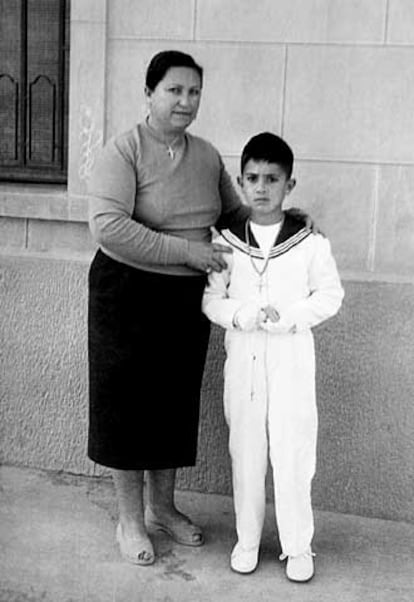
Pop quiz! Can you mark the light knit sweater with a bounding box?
[88,120,248,276]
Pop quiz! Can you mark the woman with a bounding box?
[88,50,311,565]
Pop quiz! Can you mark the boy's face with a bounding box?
[238,160,296,224]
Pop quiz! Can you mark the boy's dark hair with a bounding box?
[145,50,203,91]
[241,132,294,178]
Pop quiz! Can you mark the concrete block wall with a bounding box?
[1,0,414,524]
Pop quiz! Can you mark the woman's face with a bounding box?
[146,67,202,136]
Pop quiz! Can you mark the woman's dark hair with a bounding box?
[145,50,203,91]
[241,132,294,178]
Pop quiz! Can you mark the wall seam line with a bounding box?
[192,0,198,41]
[103,0,109,142]
[108,37,414,50]
[367,166,380,272]
[280,45,288,136]
[221,156,414,168]
[384,0,390,44]
[24,218,29,249]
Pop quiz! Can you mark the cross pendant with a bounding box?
[257,278,265,293]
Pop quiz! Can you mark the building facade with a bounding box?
[1,0,414,523]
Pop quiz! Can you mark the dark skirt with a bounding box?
[87,250,211,470]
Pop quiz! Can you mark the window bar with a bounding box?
[15,81,19,161]
[56,0,66,168]
[52,82,57,163]
[20,0,28,166]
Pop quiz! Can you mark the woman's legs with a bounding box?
[147,468,175,511]
[111,468,154,564]
[112,468,146,535]
[146,468,203,546]
[112,467,203,562]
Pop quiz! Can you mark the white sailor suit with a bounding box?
[202,214,344,556]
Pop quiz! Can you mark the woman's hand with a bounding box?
[187,241,232,273]
[285,207,324,236]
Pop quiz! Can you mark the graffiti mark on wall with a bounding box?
[78,104,103,181]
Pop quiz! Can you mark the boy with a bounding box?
[202,132,344,582]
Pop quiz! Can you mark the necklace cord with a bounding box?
[246,219,272,278]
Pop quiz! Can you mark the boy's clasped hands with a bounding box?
[232,302,296,334]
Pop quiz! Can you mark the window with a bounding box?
[0,0,69,183]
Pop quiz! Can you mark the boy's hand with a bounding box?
[260,315,297,334]
[261,322,297,334]
[261,305,280,323]
[233,302,263,331]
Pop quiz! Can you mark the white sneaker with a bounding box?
[230,542,259,574]
[279,549,315,582]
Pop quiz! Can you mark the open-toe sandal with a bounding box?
[116,523,155,565]
[145,508,204,547]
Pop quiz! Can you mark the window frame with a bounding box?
[0,0,69,184]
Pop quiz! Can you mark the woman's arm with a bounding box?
[88,139,191,266]
[285,207,322,235]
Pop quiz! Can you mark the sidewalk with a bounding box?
[0,466,413,602]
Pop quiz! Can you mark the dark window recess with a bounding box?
[0,0,69,183]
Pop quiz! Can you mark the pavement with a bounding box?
[0,466,413,602]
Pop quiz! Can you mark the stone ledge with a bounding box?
[0,184,88,223]
[0,247,94,264]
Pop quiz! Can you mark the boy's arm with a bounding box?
[202,261,264,331]
[276,236,344,332]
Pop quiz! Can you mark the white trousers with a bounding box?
[224,330,318,556]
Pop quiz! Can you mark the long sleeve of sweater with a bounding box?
[88,136,190,268]
[88,124,250,274]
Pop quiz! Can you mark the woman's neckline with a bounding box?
[145,117,185,145]
[144,118,186,160]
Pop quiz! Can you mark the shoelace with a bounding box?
[279,550,316,562]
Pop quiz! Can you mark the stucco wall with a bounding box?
[1,0,414,524]
[1,254,413,523]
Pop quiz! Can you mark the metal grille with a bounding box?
[0,0,69,183]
